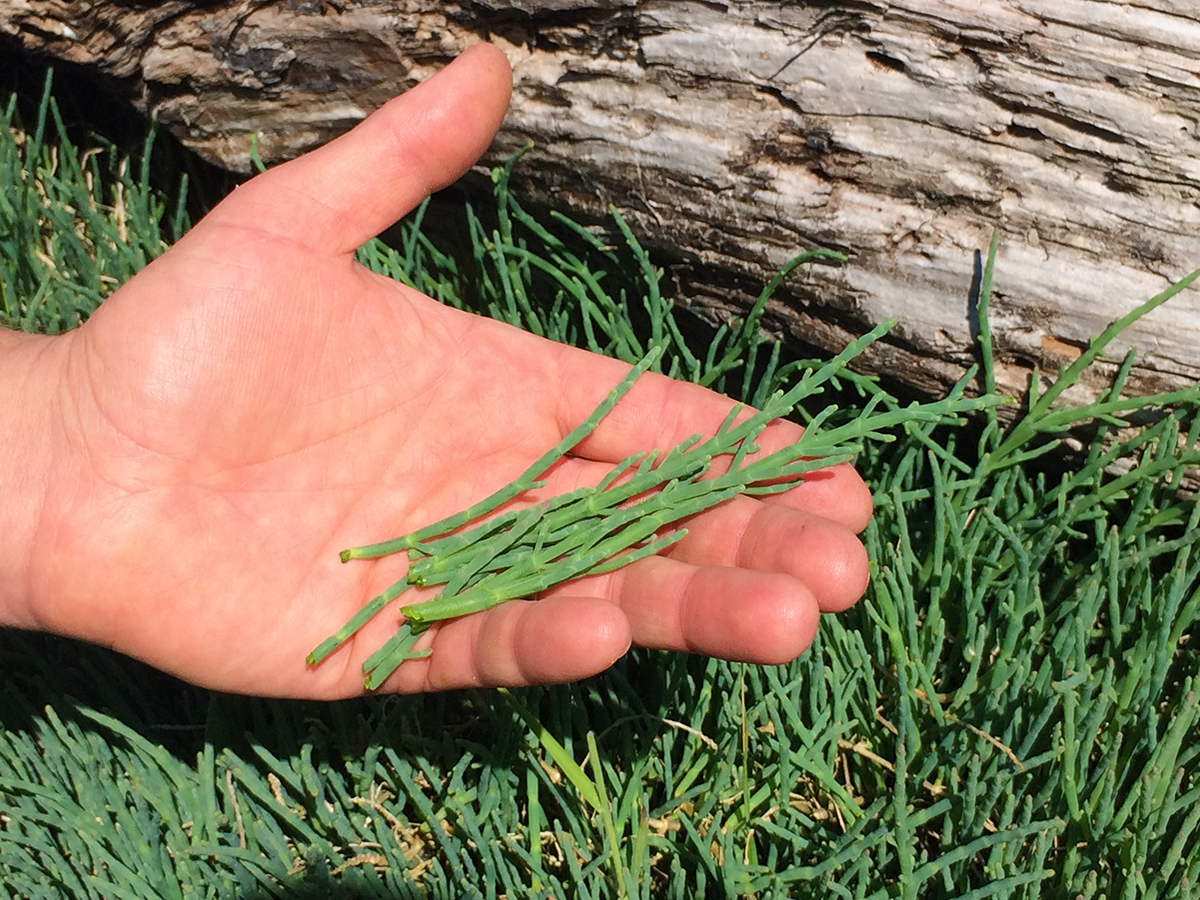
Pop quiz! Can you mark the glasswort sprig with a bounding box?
[309,323,1002,688]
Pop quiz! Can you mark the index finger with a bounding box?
[549,344,874,533]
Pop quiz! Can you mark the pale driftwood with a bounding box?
[4,0,1199,405]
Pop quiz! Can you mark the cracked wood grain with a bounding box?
[3,0,1198,407]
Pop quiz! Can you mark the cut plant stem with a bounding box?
[309,320,1002,688]
[338,345,665,562]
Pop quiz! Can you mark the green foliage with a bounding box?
[316,322,1000,689]
[0,71,187,333]
[2,82,1199,899]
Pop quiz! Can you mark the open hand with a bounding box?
[6,44,871,697]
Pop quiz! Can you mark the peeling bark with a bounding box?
[3,0,1199,406]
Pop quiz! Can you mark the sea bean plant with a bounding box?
[310,314,1003,688]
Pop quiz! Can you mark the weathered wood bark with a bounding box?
[4,1,1199,405]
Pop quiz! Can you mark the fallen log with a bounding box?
[3,0,1199,406]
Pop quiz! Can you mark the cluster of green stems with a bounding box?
[309,322,995,689]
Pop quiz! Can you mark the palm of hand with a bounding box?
[21,45,871,698]
[37,219,607,695]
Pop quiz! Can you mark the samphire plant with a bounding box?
[309,308,1004,689]
[315,151,1199,697]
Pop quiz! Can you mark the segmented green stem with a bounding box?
[312,324,1004,688]
[339,345,665,561]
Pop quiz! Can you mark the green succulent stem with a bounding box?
[310,320,1002,688]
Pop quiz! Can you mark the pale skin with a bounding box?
[0,44,872,699]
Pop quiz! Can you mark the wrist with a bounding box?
[0,327,67,630]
